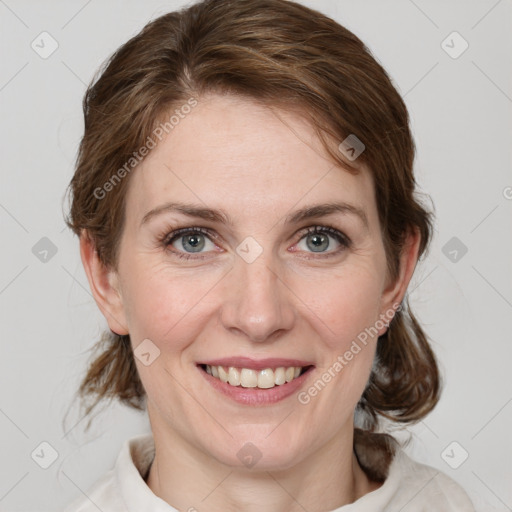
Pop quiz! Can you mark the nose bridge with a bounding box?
[221,248,295,342]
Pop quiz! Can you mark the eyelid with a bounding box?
[299,225,350,244]
[162,226,220,245]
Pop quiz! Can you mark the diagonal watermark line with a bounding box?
[0,203,29,233]
[61,0,93,29]
[471,0,504,30]
[269,106,342,166]
[472,61,512,104]
[0,265,28,296]
[404,62,439,97]
[408,0,439,28]
[471,396,512,439]
[407,265,438,295]
[0,408,29,439]
[61,411,89,440]
[163,266,234,339]
[62,471,105,512]
[60,264,129,330]
[0,0,28,28]
[265,409,294,439]
[60,265,93,299]
[420,420,439,439]
[266,472,311,512]
[471,265,512,309]
[265,265,336,336]
[164,163,209,207]
[470,204,499,233]
[0,62,29,92]
[0,472,29,502]
[201,470,233,502]
[266,164,337,234]
[61,61,88,87]
[163,366,233,438]
[471,471,511,510]
[398,472,439,511]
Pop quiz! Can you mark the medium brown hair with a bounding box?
[65,0,441,437]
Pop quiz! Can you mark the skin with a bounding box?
[81,93,420,512]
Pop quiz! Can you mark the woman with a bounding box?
[63,0,476,510]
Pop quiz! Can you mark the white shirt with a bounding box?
[63,433,476,511]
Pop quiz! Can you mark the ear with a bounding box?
[79,231,129,335]
[377,226,421,336]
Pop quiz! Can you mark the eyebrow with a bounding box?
[140,201,369,231]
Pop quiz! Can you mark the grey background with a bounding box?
[0,0,511,510]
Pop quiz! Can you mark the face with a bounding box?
[90,94,412,470]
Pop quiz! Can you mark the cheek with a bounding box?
[120,260,223,346]
[296,266,383,352]
[293,270,382,420]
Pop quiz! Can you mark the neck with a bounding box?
[145,416,381,512]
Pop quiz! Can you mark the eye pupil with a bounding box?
[182,234,205,252]
[307,233,329,252]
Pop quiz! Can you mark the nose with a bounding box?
[219,252,296,343]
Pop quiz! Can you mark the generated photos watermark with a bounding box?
[93,97,198,200]
[297,301,402,405]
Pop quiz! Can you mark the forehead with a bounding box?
[125,94,377,229]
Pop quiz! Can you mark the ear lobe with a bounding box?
[377,226,421,336]
[79,231,129,336]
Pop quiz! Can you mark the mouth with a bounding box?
[196,357,315,405]
[198,363,313,389]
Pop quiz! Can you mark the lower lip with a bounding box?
[198,366,314,406]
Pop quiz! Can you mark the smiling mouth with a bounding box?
[198,364,314,389]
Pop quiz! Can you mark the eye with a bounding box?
[294,226,351,257]
[162,227,218,260]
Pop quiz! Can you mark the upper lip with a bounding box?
[198,357,314,371]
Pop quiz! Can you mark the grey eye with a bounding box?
[306,232,330,252]
[169,231,216,254]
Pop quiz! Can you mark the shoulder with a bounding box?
[352,430,476,511]
[62,433,156,512]
[384,448,476,511]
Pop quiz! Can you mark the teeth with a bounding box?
[274,367,286,385]
[228,367,241,386]
[204,364,305,388]
[240,368,258,388]
[257,368,275,389]
[218,366,229,383]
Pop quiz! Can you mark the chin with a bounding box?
[205,428,309,472]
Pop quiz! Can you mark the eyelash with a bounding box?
[159,225,351,261]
